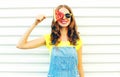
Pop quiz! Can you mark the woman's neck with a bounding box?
[60,27,68,41]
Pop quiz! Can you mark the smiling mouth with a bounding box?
[60,20,68,24]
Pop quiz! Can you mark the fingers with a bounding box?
[37,14,46,20]
[36,14,46,23]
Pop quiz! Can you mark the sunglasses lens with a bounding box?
[65,13,71,18]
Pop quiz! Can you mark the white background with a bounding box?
[0,0,120,77]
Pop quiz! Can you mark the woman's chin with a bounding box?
[59,23,70,27]
[60,25,68,28]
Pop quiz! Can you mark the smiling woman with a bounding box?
[56,7,71,27]
[17,5,84,77]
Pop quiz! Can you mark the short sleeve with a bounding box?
[44,34,52,51]
[75,38,83,51]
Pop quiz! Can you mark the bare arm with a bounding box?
[77,46,84,77]
[16,15,46,49]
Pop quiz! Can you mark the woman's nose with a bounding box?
[63,15,66,19]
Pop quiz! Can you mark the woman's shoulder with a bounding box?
[44,33,50,38]
[44,33,52,51]
[44,34,51,41]
[76,38,82,44]
[75,37,83,51]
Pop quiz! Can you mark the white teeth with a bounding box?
[62,21,67,24]
[61,20,67,24]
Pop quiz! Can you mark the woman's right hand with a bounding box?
[35,14,46,24]
[17,14,46,49]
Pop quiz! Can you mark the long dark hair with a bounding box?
[50,5,80,46]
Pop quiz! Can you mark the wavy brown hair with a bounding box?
[50,5,80,46]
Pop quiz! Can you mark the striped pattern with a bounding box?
[0,0,120,77]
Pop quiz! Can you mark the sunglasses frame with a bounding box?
[64,13,72,18]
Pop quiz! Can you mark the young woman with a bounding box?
[17,5,84,77]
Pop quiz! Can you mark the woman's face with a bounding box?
[57,7,71,27]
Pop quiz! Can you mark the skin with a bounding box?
[57,7,71,28]
[58,7,71,41]
[17,7,84,77]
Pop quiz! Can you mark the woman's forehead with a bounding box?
[59,7,70,14]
